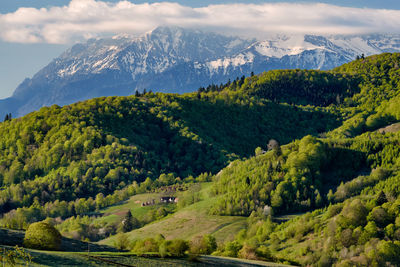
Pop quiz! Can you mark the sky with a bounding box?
[1,0,400,99]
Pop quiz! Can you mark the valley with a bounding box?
[0,53,400,266]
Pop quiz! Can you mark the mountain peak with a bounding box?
[149,26,187,35]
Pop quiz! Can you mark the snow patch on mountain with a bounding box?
[205,52,255,74]
[253,35,322,58]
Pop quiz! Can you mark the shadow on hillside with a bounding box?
[320,146,368,194]
[89,95,341,163]
[172,97,341,156]
[0,228,118,252]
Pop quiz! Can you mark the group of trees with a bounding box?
[210,135,366,216]
[114,233,217,258]
[0,171,183,230]
[208,53,400,265]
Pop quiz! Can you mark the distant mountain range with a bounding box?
[2,26,400,117]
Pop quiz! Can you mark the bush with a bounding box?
[223,241,242,257]
[132,238,159,254]
[23,222,62,250]
[367,207,391,228]
[238,244,258,260]
[339,199,368,227]
[158,239,189,257]
[190,235,217,255]
[166,239,189,257]
[114,233,130,250]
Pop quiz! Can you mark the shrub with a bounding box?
[114,233,130,250]
[367,207,391,228]
[190,235,217,255]
[238,244,258,260]
[339,199,368,227]
[132,238,159,254]
[223,241,242,257]
[23,222,62,250]
[167,239,189,257]
[158,239,189,257]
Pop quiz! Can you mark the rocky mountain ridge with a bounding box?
[2,27,400,117]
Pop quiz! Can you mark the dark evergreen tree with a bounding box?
[377,191,388,206]
[122,210,134,233]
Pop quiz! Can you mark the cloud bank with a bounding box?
[1,0,400,44]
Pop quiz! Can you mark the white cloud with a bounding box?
[1,0,400,44]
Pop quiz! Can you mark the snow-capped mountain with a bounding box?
[2,27,400,117]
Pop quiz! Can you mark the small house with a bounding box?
[160,196,176,203]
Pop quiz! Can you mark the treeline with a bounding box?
[199,69,360,107]
[333,53,400,109]
[113,233,217,259]
[243,70,360,106]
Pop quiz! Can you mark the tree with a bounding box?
[114,233,130,250]
[3,113,11,122]
[121,210,138,233]
[267,139,281,157]
[23,222,62,250]
[190,235,217,255]
[255,147,264,156]
[339,199,368,227]
[167,239,189,257]
[376,191,387,206]
[368,207,391,228]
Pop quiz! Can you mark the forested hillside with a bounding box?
[1,53,400,266]
[209,53,400,266]
[0,81,340,228]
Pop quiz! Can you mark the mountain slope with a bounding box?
[208,53,400,266]
[0,79,342,227]
[2,27,400,117]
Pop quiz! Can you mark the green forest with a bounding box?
[1,53,400,266]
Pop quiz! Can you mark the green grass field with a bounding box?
[98,183,247,245]
[93,188,185,226]
[18,250,296,267]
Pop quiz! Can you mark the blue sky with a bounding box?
[1,0,400,99]
[2,0,400,12]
